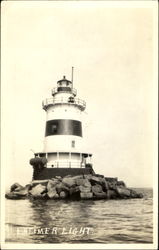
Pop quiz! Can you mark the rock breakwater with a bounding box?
[5,174,143,200]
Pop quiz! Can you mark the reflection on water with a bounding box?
[5,188,153,244]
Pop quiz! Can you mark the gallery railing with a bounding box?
[42,96,86,111]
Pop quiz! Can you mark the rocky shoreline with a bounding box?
[5,174,143,200]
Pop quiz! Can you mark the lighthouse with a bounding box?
[30,70,95,180]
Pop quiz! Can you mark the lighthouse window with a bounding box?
[45,119,82,137]
[51,124,57,133]
[72,141,75,148]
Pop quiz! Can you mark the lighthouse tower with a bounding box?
[30,71,94,180]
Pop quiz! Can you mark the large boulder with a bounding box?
[10,183,24,192]
[6,184,31,199]
[13,188,28,197]
[75,178,84,186]
[69,186,80,195]
[117,180,126,187]
[47,187,59,199]
[62,177,76,188]
[47,179,60,190]
[31,180,49,187]
[107,189,118,199]
[55,176,62,180]
[107,181,117,190]
[84,174,94,180]
[25,184,32,191]
[105,178,118,189]
[92,184,103,194]
[75,178,91,187]
[116,187,131,198]
[71,175,83,180]
[89,176,101,185]
[29,184,47,197]
[98,178,109,191]
[80,192,93,199]
[95,174,104,178]
[136,193,143,198]
[56,182,69,194]
[93,192,107,199]
[129,189,143,198]
[105,177,118,182]
[5,192,25,199]
[79,185,91,193]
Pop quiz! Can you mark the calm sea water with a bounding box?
[5,188,153,244]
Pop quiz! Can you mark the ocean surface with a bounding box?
[5,188,153,244]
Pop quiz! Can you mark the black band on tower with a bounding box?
[45,119,82,137]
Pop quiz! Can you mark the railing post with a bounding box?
[80,153,82,168]
[69,152,71,168]
[57,152,59,168]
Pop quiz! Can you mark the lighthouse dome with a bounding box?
[52,75,77,96]
[57,75,71,85]
[57,75,72,92]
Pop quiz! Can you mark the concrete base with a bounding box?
[33,167,95,180]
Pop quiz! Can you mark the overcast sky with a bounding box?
[2,1,157,189]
